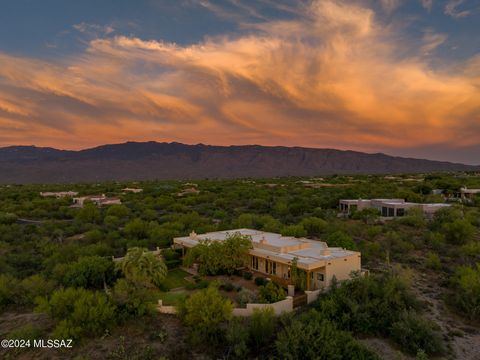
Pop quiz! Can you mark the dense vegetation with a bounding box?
[0,172,479,359]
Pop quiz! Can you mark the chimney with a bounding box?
[190,231,197,240]
[260,236,267,245]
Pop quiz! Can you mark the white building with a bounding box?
[460,187,480,202]
[122,188,143,193]
[72,194,121,207]
[339,199,451,219]
[174,229,362,290]
[40,191,78,198]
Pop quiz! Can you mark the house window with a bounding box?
[251,256,258,270]
[317,273,324,282]
[265,260,276,275]
[397,208,405,217]
[388,207,395,217]
[382,207,388,217]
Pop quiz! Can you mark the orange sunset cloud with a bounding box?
[0,0,479,162]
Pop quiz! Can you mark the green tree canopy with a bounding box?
[184,233,252,275]
[178,285,233,345]
[117,247,167,288]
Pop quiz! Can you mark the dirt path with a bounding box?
[411,270,480,360]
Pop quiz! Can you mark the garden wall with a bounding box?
[305,289,322,304]
[232,296,293,316]
[157,297,295,317]
[157,300,177,314]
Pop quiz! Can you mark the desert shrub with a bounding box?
[184,282,196,290]
[226,318,249,359]
[449,264,480,320]
[325,231,357,250]
[281,224,307,237]
[18,274,56,306]
[426,232,446,251]
[385,231,415,257]
[275,310,379,360]
[0,212,18,225]
[425,252,441,270]
[313,273,444,354]
[351,208,380,224]
[397,208,425,228]
[36,287,116,339]
[221,282,235,292]
[0,274,19,311]
[5,324,44,356]
[165,259,181,269]
[462,242,480,256]
[390,311,445,356]
[254,277,267,286]
[197,280,210,289]
[7,324,43,341]
[442,219,475,245]
[243,271,253,280]
[236,288,257,307]
[300,217,328,236]
[258,282,286,304]
[111,278,156,320]
[249,307,275,349]
[177,285,233,345]
[161,248,180,261]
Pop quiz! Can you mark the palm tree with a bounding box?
[118,247,167,288]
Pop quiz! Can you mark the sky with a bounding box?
[0,0,479,164]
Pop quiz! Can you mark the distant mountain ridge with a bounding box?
[0,141,478,184]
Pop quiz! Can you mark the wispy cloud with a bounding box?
[381,0,402,14]
[444,0,471,18]
[73,22,115,36]
[0,0,478,163]
[420,0,434,12]
[421,29,447,54]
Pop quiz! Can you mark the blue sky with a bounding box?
[0,0,479,163]
[1,0,478,60]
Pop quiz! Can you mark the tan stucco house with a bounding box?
[173,228,362,291]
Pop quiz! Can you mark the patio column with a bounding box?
[306,270,311,291]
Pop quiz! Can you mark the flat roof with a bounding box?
[340,199,450,208]
[174,228,360,269]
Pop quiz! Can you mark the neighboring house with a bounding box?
[173,229,362,291]
[72,194,121,207]
[40,191,78,198]
[177,187,200,196]
[460,187,480,202]
[339,199,451,219]
[122,188,143,193]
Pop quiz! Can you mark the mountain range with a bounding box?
[0,141,478,184]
